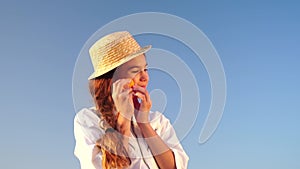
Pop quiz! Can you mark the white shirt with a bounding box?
[74,107,189,169]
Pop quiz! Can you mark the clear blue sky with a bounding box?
[0,0,299,169]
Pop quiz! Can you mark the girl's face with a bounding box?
[112,54,149,88]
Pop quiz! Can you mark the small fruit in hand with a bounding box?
[128,80,134,88]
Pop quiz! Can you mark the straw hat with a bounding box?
[88,31,151,80]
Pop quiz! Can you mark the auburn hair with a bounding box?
[89,68,131,169]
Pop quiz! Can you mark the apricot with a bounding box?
[128,80,134,88]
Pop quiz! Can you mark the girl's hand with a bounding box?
[111,79,134,120]
[132,85,152,124]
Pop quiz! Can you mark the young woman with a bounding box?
[74,31,189,169]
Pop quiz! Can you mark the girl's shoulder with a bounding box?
[74,107,99,128]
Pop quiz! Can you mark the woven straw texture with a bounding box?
[88,31,151,80]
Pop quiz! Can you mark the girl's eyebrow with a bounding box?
[128,63,148,70]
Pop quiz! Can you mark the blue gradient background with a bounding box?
[1,0,299,169]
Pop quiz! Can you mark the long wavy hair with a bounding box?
[89,68,131,169]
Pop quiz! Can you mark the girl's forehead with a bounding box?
[120,55,147,68]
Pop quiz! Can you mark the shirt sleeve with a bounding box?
[153,112,189,169]
[74,108,104,169]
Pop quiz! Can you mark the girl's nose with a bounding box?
[139,71,148,82]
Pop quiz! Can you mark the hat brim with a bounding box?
[88,45,151,80]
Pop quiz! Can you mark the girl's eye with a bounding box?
[131,70,139,74]
[131,68,148,74]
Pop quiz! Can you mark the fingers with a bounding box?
[119,88,134,101]
[133,85,150,102]
[111,79,151,118]
[132,86,152,113]
[132,87,151,123]
[111,79,135,116]
[112,79,133,102]
[132,87,146,105]
[112,79,132,94]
